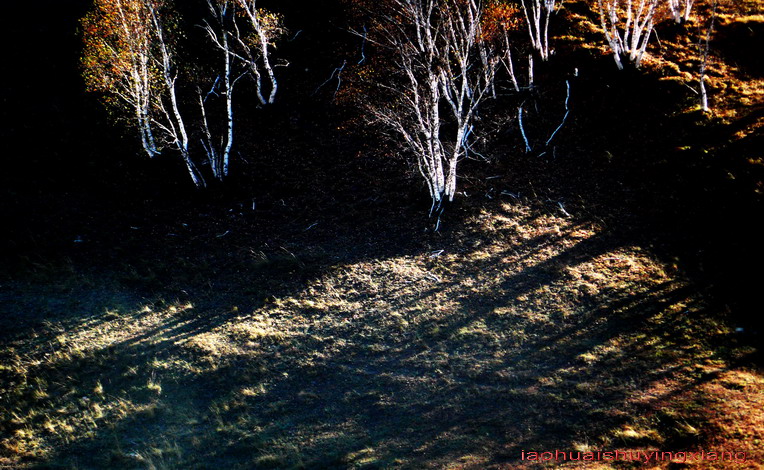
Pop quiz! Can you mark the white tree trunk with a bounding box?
[520,0,559,61]
[256,27,278,104]
[237,0,281,105]
[699,0,716,112]
[368,0,498,213]
[598,0,659,69]
[149,1,203,187]
[668,0,694,24]
[223,34,234,177]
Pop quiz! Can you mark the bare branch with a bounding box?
[363,0,502,211]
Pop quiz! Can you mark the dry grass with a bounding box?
[1,196,761,469]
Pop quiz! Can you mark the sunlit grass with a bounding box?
[4,194,759,469]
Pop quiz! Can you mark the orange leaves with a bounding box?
[80,0,163,95]
[481,1,523,43]
[256,9,286,43]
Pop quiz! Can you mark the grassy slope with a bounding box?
[1,1,763,469]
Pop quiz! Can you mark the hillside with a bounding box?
[1,0,762,468]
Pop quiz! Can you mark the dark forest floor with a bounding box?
[1,0,763,468]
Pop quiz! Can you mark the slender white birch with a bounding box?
[83,0,204,187]
[699,0,717,112]
[201,0,237,181]
[234,0,284,105]
[502,31,521,92]
[520,0,561,61]
[200,0,283,180]
[82,0,159,157]
[598,0,660,69]
[83,0,285,187]
[366,0,500,213]
[668,0,694,24]
[148,1,205,187]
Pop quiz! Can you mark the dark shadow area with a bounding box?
[715,16,764,78]
[2,212,754,469]
[472,47,764,339]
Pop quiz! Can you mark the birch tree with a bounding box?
[197,0,235,181]
[481,1,525,91]
[81,0,160,159]
[597,0,660,69]
[365,0,501,215]
[519,0,561,61]
[234,0,284,106]
[149,1,204,186]
[668,0,693,24]
[82,0,204,186]
[480,1,525,93]
[198,0,285,180]
[82,0,285,187]
[698,0,717,112]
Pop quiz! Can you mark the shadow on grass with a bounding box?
[2,202,756,469]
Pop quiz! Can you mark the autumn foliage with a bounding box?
[80,0,285,187]
[481,1,524,43]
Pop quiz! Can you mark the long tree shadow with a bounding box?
[479,38,764,338]
[3,198,755,469]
